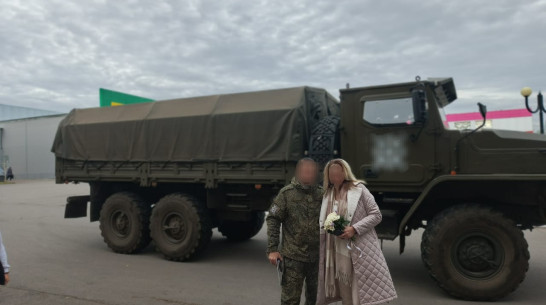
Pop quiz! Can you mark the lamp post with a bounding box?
[521,87,545,134]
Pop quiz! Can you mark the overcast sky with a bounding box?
[1,0,545,127]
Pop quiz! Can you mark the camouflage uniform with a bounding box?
[267,178,323,305]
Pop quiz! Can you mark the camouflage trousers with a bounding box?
[281,257,319,305]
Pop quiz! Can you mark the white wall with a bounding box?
[0,115,66,179]
[492,117,533,132]
[448,117,533,132]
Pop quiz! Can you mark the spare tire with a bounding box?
[308,115,340,168]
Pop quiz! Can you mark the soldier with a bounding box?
[266,158,323,305]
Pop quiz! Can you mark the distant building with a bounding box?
[0,89,154,180]
[0,103,61,121]
[0,104,66,179]
[446,108,533,133]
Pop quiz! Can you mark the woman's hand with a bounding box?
[4,273,9,285]
[339,226,356,239]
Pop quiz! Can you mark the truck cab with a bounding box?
[339,77,546,301]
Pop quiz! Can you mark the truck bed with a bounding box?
[55,158,295,188]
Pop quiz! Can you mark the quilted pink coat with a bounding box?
[317,183,397,305]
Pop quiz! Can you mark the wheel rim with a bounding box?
[110,209,131,238]
[451,232,505,279]
[161,212,187,243]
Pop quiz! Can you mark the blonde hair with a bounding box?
[322,158,365,194]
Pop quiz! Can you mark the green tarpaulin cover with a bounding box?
[52,87,339,162]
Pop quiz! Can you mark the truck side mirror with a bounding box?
[412,89,427,124]
[478,102,487,119]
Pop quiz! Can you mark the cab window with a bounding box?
[363,98,415,125]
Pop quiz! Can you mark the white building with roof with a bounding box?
[0,104,66,179]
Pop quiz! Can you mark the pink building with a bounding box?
[446,108,533,133]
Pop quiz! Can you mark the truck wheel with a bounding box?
[150,193,212,261]
[99,192,151,254]
[421,204,529,301]
[218,212,265,241]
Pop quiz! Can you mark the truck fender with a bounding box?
[399,174,546,235]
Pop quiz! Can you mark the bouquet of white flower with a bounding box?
[323,212,350,236]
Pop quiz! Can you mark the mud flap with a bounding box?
[64,195,90,218]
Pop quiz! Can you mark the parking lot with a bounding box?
[0,180,545,305]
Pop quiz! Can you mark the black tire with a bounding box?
[150,193,212,261]
[218,211,265,242]
[99,192,151,254]
[421,204,529,301]
[308,115,340,168]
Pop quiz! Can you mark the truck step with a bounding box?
[376,209,401,240]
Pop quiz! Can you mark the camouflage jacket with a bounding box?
[266,178,323,262]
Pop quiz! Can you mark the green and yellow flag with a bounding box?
[99,88,154,107]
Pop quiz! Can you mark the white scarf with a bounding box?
[324,187,353,298]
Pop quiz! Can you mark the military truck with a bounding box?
[53,78,546,301]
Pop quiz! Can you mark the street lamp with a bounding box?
[521,87,545,134]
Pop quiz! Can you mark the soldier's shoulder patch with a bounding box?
[269,204,280,215]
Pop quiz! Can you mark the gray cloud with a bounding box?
[1,0,545,131]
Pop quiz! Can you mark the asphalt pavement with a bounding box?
[0,180,545,305]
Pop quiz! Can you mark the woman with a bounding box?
[317,159,396,305]
[0,231,10,285]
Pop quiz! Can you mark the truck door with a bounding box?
[350,90,437,190]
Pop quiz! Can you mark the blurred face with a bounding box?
[296,161,318,186]
[328,163,345,187]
